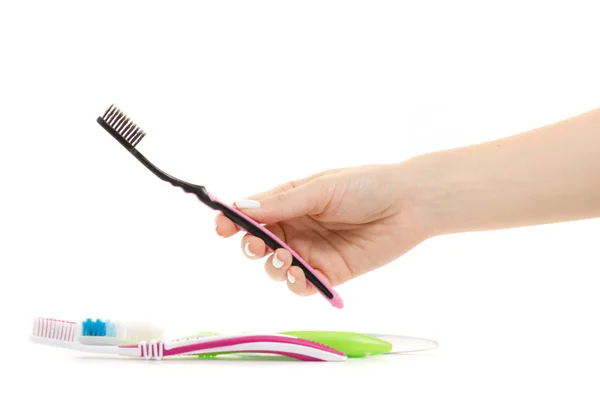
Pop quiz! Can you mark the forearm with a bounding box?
[411,107,600,236]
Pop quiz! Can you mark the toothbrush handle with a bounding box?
[204,190,343,309]
[160,334,348,361]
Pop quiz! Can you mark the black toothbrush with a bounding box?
[96,105,344,308]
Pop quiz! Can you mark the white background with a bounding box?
[2,1,600,398]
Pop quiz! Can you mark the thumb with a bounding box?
[234,181,328,224]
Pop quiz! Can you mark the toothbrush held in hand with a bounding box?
[95,105,343,309]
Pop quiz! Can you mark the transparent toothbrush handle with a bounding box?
[364,333,438,353]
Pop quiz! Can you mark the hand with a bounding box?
[214,163,433,297]
[218,107,600,299]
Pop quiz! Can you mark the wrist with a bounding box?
[397,148,476,238]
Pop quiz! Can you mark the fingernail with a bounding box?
[287,271,295,284]
[244,242,256,257]
[272,253,284,269]
[235,199,261,209]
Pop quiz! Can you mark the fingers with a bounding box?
[286,266,313,296]
[264,249,292,281]
[240,234,269,259]
[233,169,342,224]
[239,235,328,297]
[239,234,310,295]
[215,206,332,298]
[243,169,342,203]
[216,168,343,235]
[264,249,326,297]
[287,267,331,296]
[236,223,286,259]
[215,213,239,238]
[235,181,328,225]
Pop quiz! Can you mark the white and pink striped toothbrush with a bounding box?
[30,317,347,361]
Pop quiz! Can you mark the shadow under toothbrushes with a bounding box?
[72,351,436,365]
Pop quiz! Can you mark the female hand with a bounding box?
[217,106,600,298]
[214,163,433,297]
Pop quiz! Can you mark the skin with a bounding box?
[215,106,600,297]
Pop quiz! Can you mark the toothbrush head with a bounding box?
[30,317,81,349]
[79,318,164,344]
[96,104,213,203]
[30,317,163,348]
[98,104,147,150]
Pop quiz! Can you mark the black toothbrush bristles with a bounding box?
[100,105,147,148]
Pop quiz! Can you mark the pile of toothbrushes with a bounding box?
[30,317,437,362]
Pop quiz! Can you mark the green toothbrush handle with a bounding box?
[280,331,392,358]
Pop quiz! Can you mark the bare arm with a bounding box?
[411,106,600,236]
